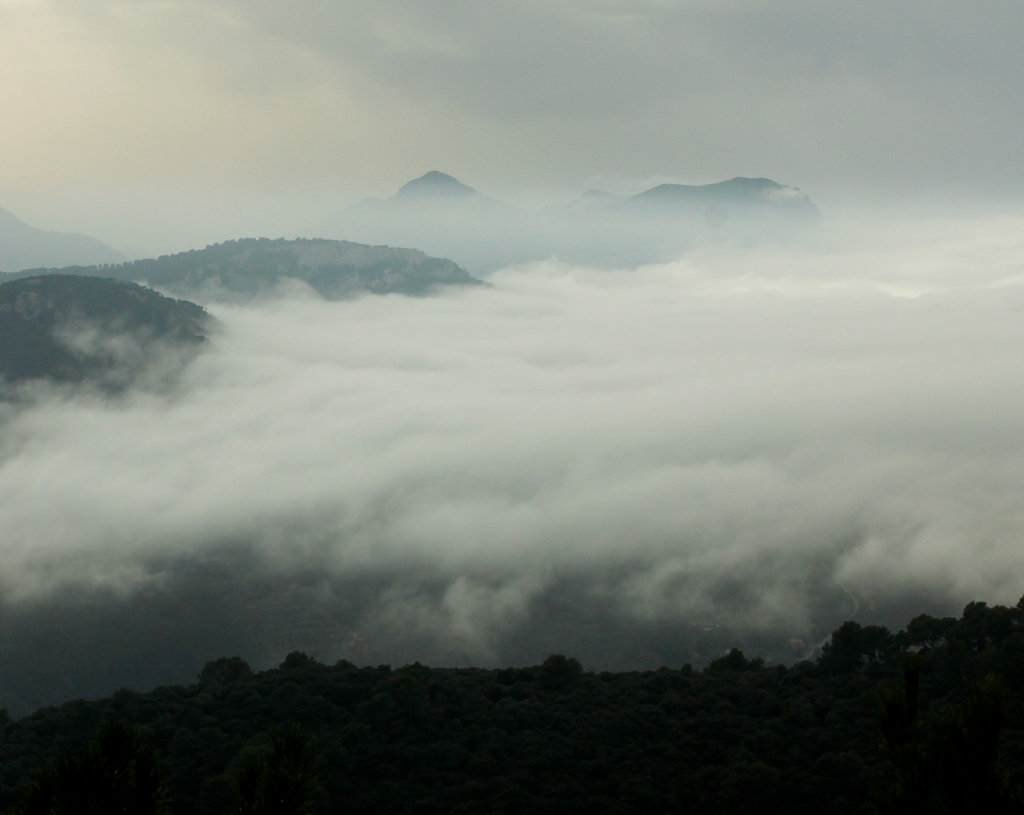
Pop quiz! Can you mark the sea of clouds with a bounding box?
[2,213,1024,712]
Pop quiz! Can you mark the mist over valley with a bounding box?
[2,0,1023,731]
[2,205,1023,715]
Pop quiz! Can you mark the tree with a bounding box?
[279,652,317,671]
[539,654,583,691]
[21,720,168,815]
[707,648,764,673]
[877,662,1024,815]
[819,621,892,673]
[232,725,320,815]
[902,614,957,650]
[199,656,254,685]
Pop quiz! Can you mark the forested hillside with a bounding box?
[0,274,210,391]
[8,238,482,303]
[3,599,1024,813]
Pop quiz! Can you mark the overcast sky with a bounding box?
[2,0,1022,253]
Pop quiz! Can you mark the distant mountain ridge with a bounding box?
[10,237,483,304]
[336,171,821,272]
[360,170,818,218]
[626,176,819,216]
[0,274,211,390]
[0,207,124,273]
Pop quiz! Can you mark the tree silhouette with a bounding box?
[232,725,320,815]
[539,654,583,691]
[21,720,168,814]
[878,662,1024,814]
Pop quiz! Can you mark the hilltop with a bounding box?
[9,237,483,304]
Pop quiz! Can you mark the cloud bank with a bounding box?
[2,215,1024,712]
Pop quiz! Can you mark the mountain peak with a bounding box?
[395,171,480,200]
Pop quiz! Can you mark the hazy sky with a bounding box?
[2,0,1022,252]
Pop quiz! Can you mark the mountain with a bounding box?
[0,274,210,389]
[394,169,487,201]
[624,176,820,220]
[359,170,511,212]
[337,171,525,272]
[10,237,483,304]
[0,207,125,273]
[335,172,821,273]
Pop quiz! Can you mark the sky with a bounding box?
[1,0,1023,253]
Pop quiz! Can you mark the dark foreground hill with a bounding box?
[0,274,210,391]
[3,599,1023,814]
[11,238,483,304]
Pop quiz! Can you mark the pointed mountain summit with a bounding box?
[389,170,511,212]
[395,170,481,200]
[338,173,520,272]
[0,207,124,273]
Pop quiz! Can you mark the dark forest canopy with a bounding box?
[3,598,1024,814]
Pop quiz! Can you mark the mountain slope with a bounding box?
[0,274,211,389]
[0,207,125,272]
[11,238,483,303]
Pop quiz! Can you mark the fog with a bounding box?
[3,213,1024,713]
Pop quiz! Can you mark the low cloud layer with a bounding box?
[2,215,1024,712]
